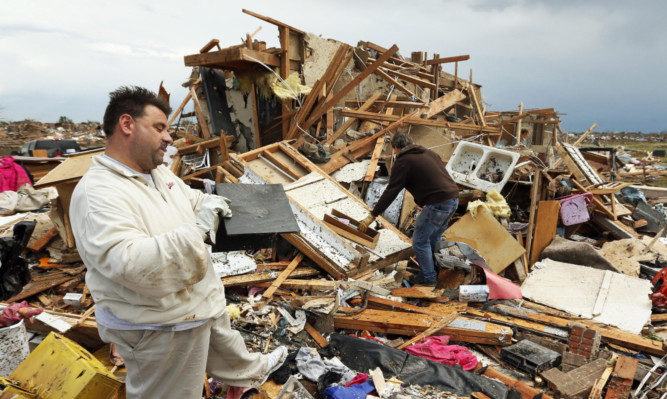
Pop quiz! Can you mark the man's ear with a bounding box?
[118,114,134,136]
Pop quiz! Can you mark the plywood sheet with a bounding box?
[444,207,525,273]
[521,258,652,334]
[35,150,103,187]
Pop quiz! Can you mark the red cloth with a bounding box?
[0,157,31,192]
[344,373,369,387]
[404,336,478,371]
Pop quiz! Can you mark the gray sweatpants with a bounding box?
[98,315,268,399]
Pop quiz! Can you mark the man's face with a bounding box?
[128,105,172,173]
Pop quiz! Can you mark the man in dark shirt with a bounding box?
[359,133,459,286]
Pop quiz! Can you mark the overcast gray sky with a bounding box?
[1,0,665,132]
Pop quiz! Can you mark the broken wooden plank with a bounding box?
[338,109,501,133]
[424,89,466,119]
[184,47,281,69]
[261,253,304,301]
[327,92,382,145]
[254,279,338,291]
[168,91,193,125]
[529,200,560,266]
[220,267,318,287]
[190,86,211,139]
[363,136,385,184]
[525,168,542,267]
[7,275,76,302]
[305,322,329,348]
[28,227,59,252]
[484,367,554,399]
[397,312,458,350]
[320,109,419,174]
[425,54,471,65]
[334,308,512,345]
[301,44,400,130]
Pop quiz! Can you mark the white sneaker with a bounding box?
[263,346,288,384]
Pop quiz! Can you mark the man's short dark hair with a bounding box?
[103,86,172,137]
[391,132,413,149]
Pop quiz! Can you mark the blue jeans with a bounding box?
[413,198,458,284]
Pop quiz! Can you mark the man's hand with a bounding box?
[195,195,232,244]
[358,214,375,233]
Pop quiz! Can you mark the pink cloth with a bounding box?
[481,267,522,300]
[0,157,31,192]
[404,336,478,371]
[1,301,43,327]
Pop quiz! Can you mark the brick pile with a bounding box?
[569,324,601,360]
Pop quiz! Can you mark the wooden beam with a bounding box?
[529,201,560,266]
[525,168,542,267]
[397,312,458,350]
[424,89,466,119]
[364,136,385,183]
[199,39,220,53]
[242,9,305,35]
[326,92,382,145]
[320,110,419,174]
[184,47,281,68]
[167,91,192,125]
[573,122,599,147]
[484,367,554,399]
[373,68,417,98]
[338,109,501,133]
[190,86,211,139]
[261,253,304,301]
[221,266,317,287]
[302,44,400,130]
[304,322,329,347]
[426,54,470,65]
[379,67,437,91]
[28,227,59,252]
[334,308,512,345]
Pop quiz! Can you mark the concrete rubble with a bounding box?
[2,8,667,399]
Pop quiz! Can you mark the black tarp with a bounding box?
[327,334,509,398]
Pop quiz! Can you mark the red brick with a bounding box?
[570,325,584,337]
[583,328,599,339]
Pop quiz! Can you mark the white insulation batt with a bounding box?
[521,258,653,334]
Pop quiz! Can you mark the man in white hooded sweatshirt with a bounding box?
[70,86,286,398]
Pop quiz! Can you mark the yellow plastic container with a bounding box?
[9,332,120,399]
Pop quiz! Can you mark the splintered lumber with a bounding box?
[7,274,77,302]
[287,44,350,139]
[337,109,501,134]
[391,286,446,299]
[525,169,542,266]
[397,312,458,350]
[28,227,60,252]
[334,308,512,345]
[367,295,459,317]
[305,322,329,348]
[254,279,338,291]
[261,253,304,301]
[301,44,400,130]
[184,47,281,69]
[488,303,665,356]
[190,86,211,139]
[373,68,418,98]
[484,367,554,399]
[221,267,318,287]
[588,355,616,399]
[424,89,466,118]
[364,137,385,182]
[281,233,347,280]
[464,307,569,339]
[326,91,382,145]
[320,109,419,174]
[529,201,560,266]
[168,91,193,125]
